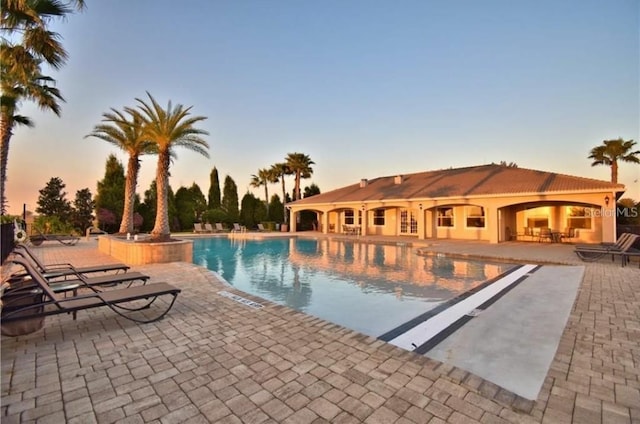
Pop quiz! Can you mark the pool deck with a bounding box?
[2,234,639,423]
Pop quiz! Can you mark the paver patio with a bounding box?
[1,236,639,423]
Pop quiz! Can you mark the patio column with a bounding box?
[417,206,425,239]
[322,211,329,234]
[487,207,499,244]
[361,207,367,236]
[290,211,297,232]
[602,198,616,243]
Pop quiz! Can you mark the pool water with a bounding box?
[192,237,515,337]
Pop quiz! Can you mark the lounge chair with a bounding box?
[11,244,129,279]
[231,223,246,233]
[215,223,225,232]
[7,251,149,289]
[28,228,79,246]
[257,223,267,232]
[204,223,215,233]
[574,234,639,263]
[1,257,180,326]
[193,223,207,233]
[574,233,631,251]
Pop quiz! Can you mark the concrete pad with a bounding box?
[426,265,584,400]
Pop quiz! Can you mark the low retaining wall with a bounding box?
[98,235,193,265]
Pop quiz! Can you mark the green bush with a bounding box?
[202,208,229,225]
[33,215,77,235]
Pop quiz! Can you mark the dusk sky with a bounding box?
[5,0,639,215]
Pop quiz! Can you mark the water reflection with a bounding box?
[193,237,514,312]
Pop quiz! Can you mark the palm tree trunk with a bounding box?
[281,174,288,224]
[151,150,171,241]
[0,116,13,214]
[264,185,269,215]
[119,155,140,234]
[295,172,301,201]
[611,161,618,184]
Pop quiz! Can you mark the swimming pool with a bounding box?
[192,237,516,338]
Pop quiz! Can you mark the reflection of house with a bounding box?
[287,164,624,243]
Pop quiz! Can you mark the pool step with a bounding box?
[386,264,539,354]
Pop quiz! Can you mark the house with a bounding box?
[286,164,625,244]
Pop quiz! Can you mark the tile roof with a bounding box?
[290,164,624,205]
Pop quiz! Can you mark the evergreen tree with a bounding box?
[138,181,157,232]
[208,167,221,209]
[174,183,206,230]
[190,183,207,220]
[94,154,125,230]
[221,175,239,222]
[268,194,284,223]
[303,183,321,198]
[72,188,95,232]
[240,192,266,229]
[35,177,72,221]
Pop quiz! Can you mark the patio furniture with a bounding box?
[574,234,639,264]
[215,223,225,232]
[538,227,553,243]
[11,244,129,280]
[231,223,246,233]
[204,223,215,233]
[1,257,181,329]
[257,223,267,232]
[560,227,576,243]
[28,228,79,246]
[193,223,207,233]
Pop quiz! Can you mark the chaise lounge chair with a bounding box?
[574,234,639,264]
[215,223,225,232]
[1,257,181,326]
[204,223,215,233]
[12,244,129,279]
[193,223,207,233]
[28,228,80,246]
[231,223,246,233]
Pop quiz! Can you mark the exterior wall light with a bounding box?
[604,195,610,206]
[419,203,423,210]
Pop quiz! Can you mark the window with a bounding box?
[344,210,354,225]
[373,209,385,226]
[527,217,549,229]
[437,207,454,227]
[566,207,592,230]
[466,206,485,228]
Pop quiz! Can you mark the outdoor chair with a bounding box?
[11,244,129,280]
[574,234,639,264]
[28,228,79,246]
[7,251,150,289]
[1,257,181,329]
[574,233,631,251]
[257,223,267,232]
[560,227,576,243]
[193,223,207,233]
[538,227,553,243]
[204,223,215,233]
[231,223,246,233]
[215,223,225,232]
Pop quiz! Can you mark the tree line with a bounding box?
[33,153,321,235]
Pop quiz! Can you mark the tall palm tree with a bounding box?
[286,152,314,201]
[1,0,84,212]
[86,108,156,234]
[250,168,278,214]
[588,138,640,184]
[271,162,292,223]
[0,63,63,212]
[130,93,209,241]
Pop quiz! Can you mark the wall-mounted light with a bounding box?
[361,204,365,211]
[419,203,423,210]
[604,195,610,206]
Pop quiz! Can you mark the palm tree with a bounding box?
[250,168,278,215]
[271,162,292,223]
[286,152,314,201]
[1,0,84,212]
[588,138,640,184]
[86,108,156,234]
[0,63,63,212]
[130,93,209,241]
